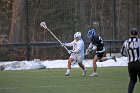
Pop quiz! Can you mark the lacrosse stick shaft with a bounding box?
[45,27,70,53]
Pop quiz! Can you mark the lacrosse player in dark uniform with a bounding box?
[86,29,116,77]
[121,28,140,93]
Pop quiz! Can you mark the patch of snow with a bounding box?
[0,57,128,70]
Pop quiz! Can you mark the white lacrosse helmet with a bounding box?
[74,32,81,39]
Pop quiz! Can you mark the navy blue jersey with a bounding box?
[90,35,105,52]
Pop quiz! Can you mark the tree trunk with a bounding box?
[9,0,26,43]
[79,0,86,38]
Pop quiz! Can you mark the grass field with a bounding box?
[0,67,140,93]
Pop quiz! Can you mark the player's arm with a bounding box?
[63,41,74,47]
[85,42,97,55]
[121,41,127,56]
[87,43,97,51]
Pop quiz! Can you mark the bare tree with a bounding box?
[9,0,26,43]
[79,0,86,38]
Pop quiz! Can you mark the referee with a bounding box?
[121,28,140,93]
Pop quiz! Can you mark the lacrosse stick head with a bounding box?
[40,22,47,29]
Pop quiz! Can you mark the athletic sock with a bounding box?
[66,69,70,74]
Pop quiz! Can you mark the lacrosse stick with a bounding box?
[40,22,71,54]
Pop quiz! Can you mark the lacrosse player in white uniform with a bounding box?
[63,32,86,76]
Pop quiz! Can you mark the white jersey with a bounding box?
[65,39,84,57]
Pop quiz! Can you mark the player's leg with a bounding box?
[78,63,87,76]
[90,52,105,77]
[128,72,137,93]
[128,63,137,93]
[77,56,86,76]
[90,55,98,77]
[99,53,117,62]
[137,62,140,81]
[65,56,75,76]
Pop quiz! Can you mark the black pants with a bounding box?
[128,61,140,93]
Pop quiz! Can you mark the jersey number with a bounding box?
[99,36,103,44]
[129,42,138,49]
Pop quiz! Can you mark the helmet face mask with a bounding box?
[74,32,81,40]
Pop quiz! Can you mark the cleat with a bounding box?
[65,69,70,76]
[82,69,87,76]
[89,73,97,77]
[65,73,70,76]
[113,56,117,62]
[65,72,70,76]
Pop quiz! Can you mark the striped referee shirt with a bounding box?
[121,37,140,62]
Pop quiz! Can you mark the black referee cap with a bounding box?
[130,28,138,36]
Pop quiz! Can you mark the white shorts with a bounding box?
[70,53,84,63]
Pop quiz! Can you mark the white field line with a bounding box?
[0,75,68,79]
[0,83,113,90]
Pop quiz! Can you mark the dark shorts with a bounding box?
[128,61,140,81]
[96,52,105,58]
